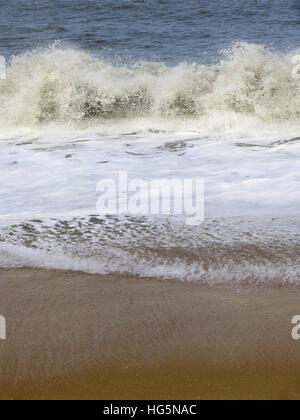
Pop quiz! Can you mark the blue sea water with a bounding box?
[0,0,299,62]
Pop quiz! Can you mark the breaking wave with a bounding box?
[0,42,299,136]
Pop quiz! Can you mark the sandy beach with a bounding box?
[0,268,299,400]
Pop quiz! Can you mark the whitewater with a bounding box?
[0,43,299,286]
[0,43,299,135]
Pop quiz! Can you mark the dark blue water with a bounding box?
[1,0,299,63]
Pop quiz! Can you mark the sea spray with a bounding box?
[0,43,299,135]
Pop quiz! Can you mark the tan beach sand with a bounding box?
[0,268,300,400]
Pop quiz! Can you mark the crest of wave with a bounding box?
[0,42,299,133]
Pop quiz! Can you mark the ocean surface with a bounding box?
[0,0,299,286]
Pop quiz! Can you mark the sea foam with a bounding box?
[0,43,299,137]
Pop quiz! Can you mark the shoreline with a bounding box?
[0,268,300,399]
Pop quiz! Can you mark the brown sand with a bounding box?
[0,268,300,400]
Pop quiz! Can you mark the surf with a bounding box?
[0,42,299,137]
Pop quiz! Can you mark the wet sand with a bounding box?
[0,268,300,400]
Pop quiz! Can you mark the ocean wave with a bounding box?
[0,43,299,136]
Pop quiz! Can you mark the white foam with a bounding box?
[0,217,299,286]
[0,131,299,220]
[0,238,298,287]
[0,44,299,284]
[0,42,299,137]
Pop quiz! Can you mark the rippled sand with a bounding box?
[0,268,300,400]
